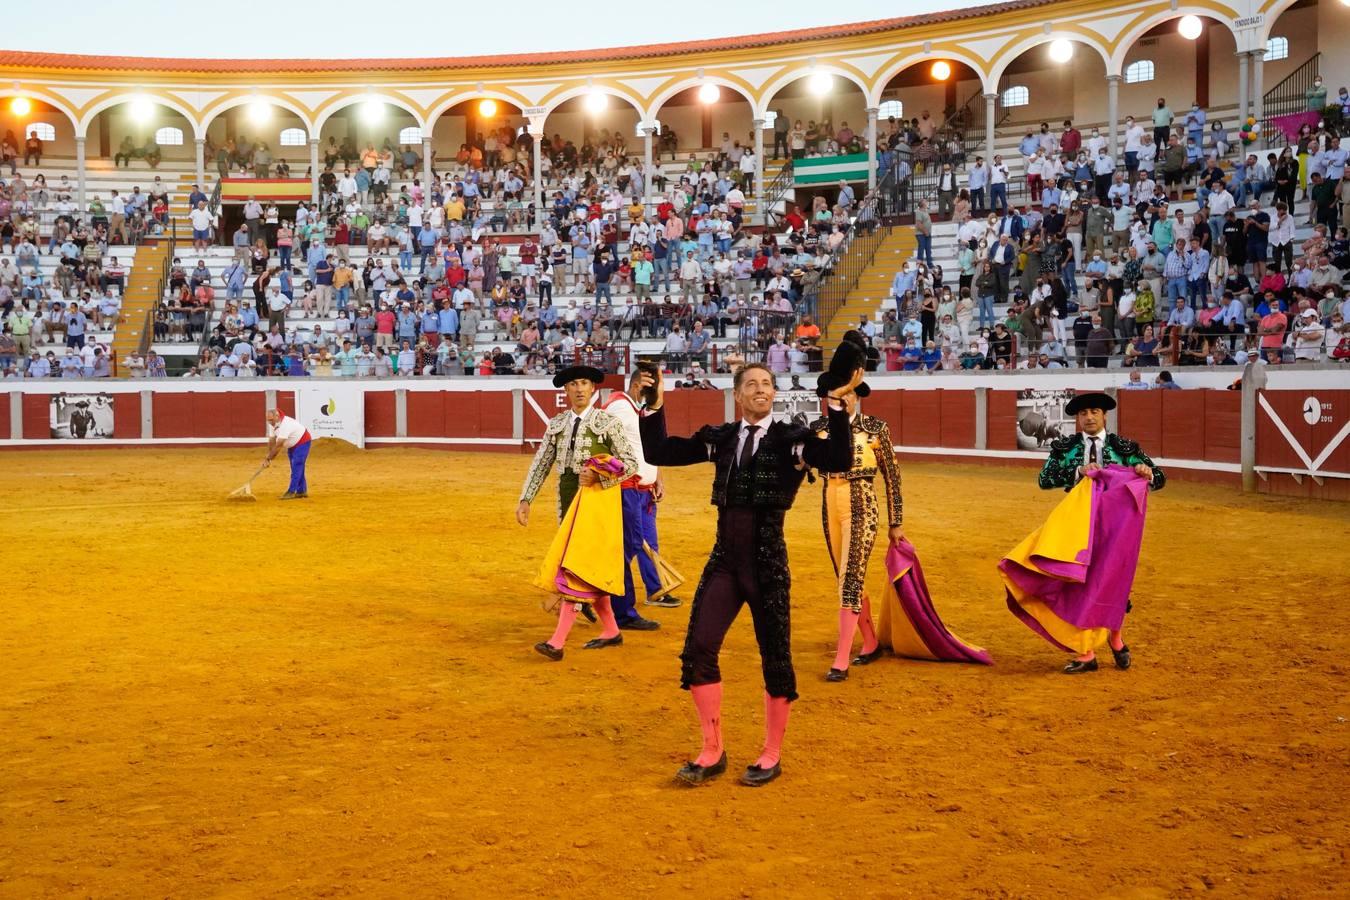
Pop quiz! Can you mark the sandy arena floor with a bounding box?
[1,444,1348,898]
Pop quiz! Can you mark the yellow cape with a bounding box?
[533,477,625,599]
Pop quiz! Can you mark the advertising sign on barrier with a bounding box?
[50,393,114,439]
[295,384,366,448]
[1015,388,1075,450]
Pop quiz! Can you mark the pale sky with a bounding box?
[11,0,994,59]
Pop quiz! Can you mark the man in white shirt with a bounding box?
[1293,309,1325,361]
[600,373,683,629]
[263,408,313,499]
[1269,202,1296,273]
[1122,117,1145,180]
[189,200,214,252]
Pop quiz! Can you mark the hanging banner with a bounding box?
[294,384,366,448]
[793,153,870,185]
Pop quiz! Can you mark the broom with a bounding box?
[226,464,267,502]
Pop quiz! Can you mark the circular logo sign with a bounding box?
[1303,396,1320,426]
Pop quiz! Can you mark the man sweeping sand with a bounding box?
[263,408,312,500]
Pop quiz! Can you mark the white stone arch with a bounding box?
[76,92,204,140]
[987,32,1113,86]
[425,89,531,129]
[644,75,758,125]
[541,84,646,119]
[312,92,428,134]
[756,64,872,120]
[868,50,998,105]
[1,89,80,135]
[1109,8,1244,74]
[199,94,317,140]
[1258,0,1305,45]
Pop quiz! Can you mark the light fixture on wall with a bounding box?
[10,96,31,116]
[247,97,272,125]
[699,82,721,104]
[931,61,952,81]
[1178,15,1203,40]
[808,71,833,95]
[128,96,155,122]
[361,98,384,123]
[479,99,498,118]
[1048,39,1075,63]
[585,89,608,113]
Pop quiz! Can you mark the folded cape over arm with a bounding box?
[533,456,627,601]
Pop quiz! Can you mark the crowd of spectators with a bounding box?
[868,95,1350,372]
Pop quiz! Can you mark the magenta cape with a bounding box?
[877,538,992,664]
[999,466,1150,654]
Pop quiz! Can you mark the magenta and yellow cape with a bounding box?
[877,538,992,664]
[999,466,1150,654]
[533,456,626,601]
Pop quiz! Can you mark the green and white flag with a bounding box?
[793,153,869,185]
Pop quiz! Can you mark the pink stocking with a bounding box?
[593,596,621,640]
[1109,629,1125,651]
[857,594,879,655]
[546,601,578,649]
[689,683,724,767]
[832,609,859,672]
[755,693,791,769]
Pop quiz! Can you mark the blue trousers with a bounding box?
[287,440,310,494]
[916,233,933,265]
[611,488,663,622]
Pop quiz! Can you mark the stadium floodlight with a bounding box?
[1178,15,1203,40]
[247,98,272,125]
[128,97,155,122]
[699,83,720,104]
[479,99,498,118]
[1049,39,1075,63]
[10,96,31,116]
[808,71,833,95]
[585,89,608,113]
[361,98,384,123]
[931,61,952,81]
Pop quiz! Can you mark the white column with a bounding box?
[1106,75,1122,159]
[309,139,320,203]
[530,124,544,228]
[752,118,765,222]
[865,107,878,191]
[643,126,655,217]
[194,138,205,187]
[75,136,87,217]
[1250,50,1264,120]
[984,93,997,155]
[1237,51,1250,122]
[422,137,433,191]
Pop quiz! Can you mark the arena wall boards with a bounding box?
[3,372,1347,501]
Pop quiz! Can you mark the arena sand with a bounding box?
[2,443,1347,898]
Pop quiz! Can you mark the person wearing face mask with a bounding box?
[1085,127,1106,159]
[1306,77,1328,113]
[1002,393,1165,675]
[1185,103,1206,152]
[1084,197,1112,260]
[1152,98,1174,149]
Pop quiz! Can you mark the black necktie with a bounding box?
[1088,436,1099,465]
[566,416,581,470]
[739,425,760,470]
